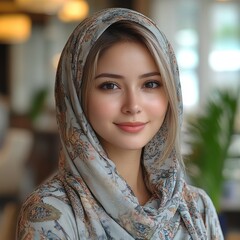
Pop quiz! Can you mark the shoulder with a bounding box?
[21,174,70,218]
[186,184,224,239]
[17,174,78,240]
[187,185,214,213]
[182,184,216,224]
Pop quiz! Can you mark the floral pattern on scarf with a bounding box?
[17,8,223,240]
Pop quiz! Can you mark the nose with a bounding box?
[121,90,142,115]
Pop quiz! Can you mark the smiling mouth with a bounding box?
[114,122,147,133]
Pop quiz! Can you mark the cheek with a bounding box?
[147,95,168,118]
[87,95,118,122]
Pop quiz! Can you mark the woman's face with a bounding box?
[87,41,168,155]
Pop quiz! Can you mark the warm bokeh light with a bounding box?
[16,0,65,14]
[58,0,89,22]
[0,14,31,43]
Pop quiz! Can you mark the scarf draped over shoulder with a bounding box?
[17,8,223,240]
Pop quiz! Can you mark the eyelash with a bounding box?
[98,80,161,90]
[144,80,161,89]
[99,81,119,90]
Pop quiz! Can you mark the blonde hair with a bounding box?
[81,21,182,165]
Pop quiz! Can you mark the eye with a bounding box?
[144,81,161,89]
[99,82,119,90]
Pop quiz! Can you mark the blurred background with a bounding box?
[0,0,239,239]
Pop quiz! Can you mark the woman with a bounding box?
[17,8,223,239]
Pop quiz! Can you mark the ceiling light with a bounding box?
[0,14,31,44]
[58,0,89,22]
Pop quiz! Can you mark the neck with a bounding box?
[106,148,151,205]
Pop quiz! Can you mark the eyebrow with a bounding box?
[139,72,161,79]
[95,73,123,79]
[94,72,161,80]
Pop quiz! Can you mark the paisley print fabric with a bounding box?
[17,8,223,239]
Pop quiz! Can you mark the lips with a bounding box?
[115,122,147,133]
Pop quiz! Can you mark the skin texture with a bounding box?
[87,41,168,204]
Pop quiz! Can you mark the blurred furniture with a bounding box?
[26,128,60,186]
[9,112,60,191]
[0,202,19,240]
[0,128,33,198]
[0,128,33,240]
[224,211,240,240]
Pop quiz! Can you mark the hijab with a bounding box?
[53,8,221,239]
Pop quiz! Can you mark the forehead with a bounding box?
[96,41,159,73]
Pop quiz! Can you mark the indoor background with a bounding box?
[0,0,239,239]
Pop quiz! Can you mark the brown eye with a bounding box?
[144,81,160,89]
[99,82,119,90]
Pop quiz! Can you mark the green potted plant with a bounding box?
[28,88,48,122]
[185,88,239,212]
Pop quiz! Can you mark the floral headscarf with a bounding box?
[17,8,223,240]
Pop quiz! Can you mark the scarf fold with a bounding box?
[55,8,208,239]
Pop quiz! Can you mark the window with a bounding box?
[150,0,240,111]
